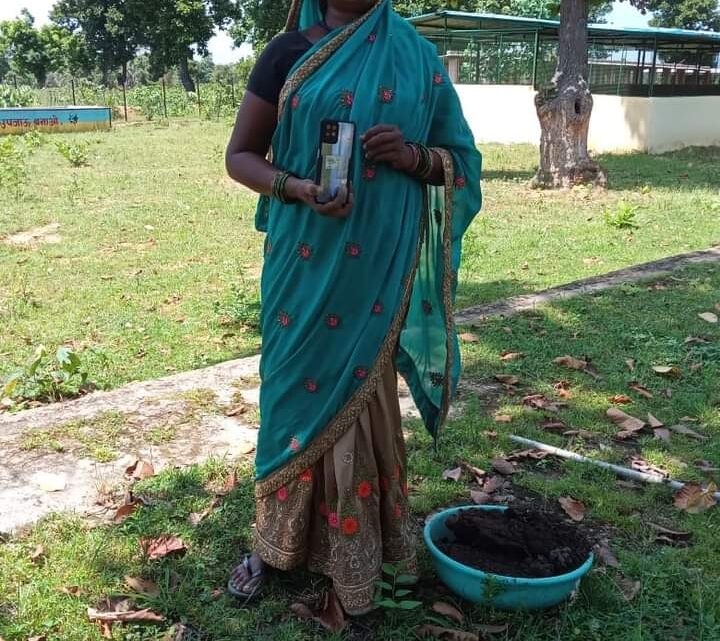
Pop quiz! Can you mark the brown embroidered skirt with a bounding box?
[254,356,417,615]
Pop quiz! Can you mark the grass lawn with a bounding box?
[2,262,718,641]
[1,120,719,398]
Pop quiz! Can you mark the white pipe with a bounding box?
[509,435,720,502]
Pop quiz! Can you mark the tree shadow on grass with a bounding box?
[598,146,720,191]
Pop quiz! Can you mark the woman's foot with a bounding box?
[227,552,266,601]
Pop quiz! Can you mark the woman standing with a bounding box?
[225,0,481,615]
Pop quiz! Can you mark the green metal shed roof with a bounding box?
[408,10,720,45]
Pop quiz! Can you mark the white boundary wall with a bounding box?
[455,84,720,153]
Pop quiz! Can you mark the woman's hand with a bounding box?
[286,177,354,219]
[361,125,415,172]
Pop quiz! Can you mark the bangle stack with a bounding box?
[406,142,435,180]
[271,170,294,204]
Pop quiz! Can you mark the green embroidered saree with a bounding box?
[254,0,482,497]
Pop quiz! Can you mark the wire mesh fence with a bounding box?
[0,76,243,121]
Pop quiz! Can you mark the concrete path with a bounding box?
[3,246,718,534]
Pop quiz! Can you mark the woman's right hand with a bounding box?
[286,177,354,219]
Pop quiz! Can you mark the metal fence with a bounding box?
[0,76,243,121]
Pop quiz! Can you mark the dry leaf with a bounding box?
[669,424,707,440]
[685,336,709,345]
[415,625,478,641]
[215,470,237,496]
[695,460,719,473]
[653,428,671,443]
[625,358,636,371]
[494,374,519,385]
[125,459,155,481]
[698,312,718,324]
[477,623,509,634]
[554,355,588,370]
[617,578,641,602]
[564,429,596,439]
[540,418,567,432]
[674,482,717,514]
[609,394,633,405]
[628,382,653,399]
[29,544,45,563]
[483,431,498,438]
[491,458,516,476]
[647,414,664,428]
[442,467,463,482]
[56,585,83,596]
[124,576,160,597]
[224,404,248,417]
[141,536,187,561]
[432,601,464,624]
[648,522,691,541]
[460,462,486,483]
[607,408,645,438]
[594,541,620,568]
[631,457,668,478]
[522,394,563,412]
[470,491,492,505]
[507,449,548,461]
[559,496,586,522]
[652,365,682,379]
[500,351,524,361]
[87,607,165,623]
[188,498,219,527]
[459,333,480,343]
[494,414,512,424]
[113,501,139,523]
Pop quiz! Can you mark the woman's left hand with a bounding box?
[361,125,415,172]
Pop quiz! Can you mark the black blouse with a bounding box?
[246,31,314,106]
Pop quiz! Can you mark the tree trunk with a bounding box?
[178,58,196,93]
[532,0,607,189]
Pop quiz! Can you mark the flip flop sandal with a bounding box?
[227,554,266,603]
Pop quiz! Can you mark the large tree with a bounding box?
[51,0,139,84]
[646,0,720,31]
[130,0,240,92]
[0,10,53,85]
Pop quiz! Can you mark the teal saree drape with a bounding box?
[254,0,482,496]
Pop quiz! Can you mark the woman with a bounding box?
[225,0,481,615]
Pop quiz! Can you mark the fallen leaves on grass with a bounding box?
[649,522,692,547]
[553,380,573,399]
[29,544,45,563]
[631,457,669,479]
[87,597,165,625]
[494,374,519,386]
[628,382,653,399]
[415,625,477,641]
[442,467,463,482]
[698,312,718,324]
[491,458,516,476]
[141,536,187,561]
[500,351,524,361]
[459,461,486,484]
[55,585,83,596]
[477,623,509,635]
[188,498,219,527]
[594,541,620,568]
[494,414,512,424]
[653,428,671,443]
[540,418,567,432]
[224,403,248,417]
[215,470,237,496]
[554,355,587,370]
[674,482,717,514]
[559,497,586,522]
[459,333,479,343]
[696,460,719,473]
[608,394,633,405]
[124,576,159,597]
[617,578,641,602]
[669,423,707,441]
[651,365,682,379]
[607,408,645,439]
[647,414,664,428]
[507,449,549,461]
[432,601,464,624]
[113,500,140,524]
[125,459,155,481]
[290,590,346,633]
[522,394,564,413]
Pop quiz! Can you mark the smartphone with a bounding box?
[315,119,355,204]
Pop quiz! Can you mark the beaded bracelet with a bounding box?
[271,170,294,204]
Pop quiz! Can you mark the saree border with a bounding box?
[431,147,456,431]
[277,1,383,120]
[256,213,428,498]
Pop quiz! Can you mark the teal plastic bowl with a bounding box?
[424,505,594,610]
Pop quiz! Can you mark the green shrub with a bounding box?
[55,140,90,167]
